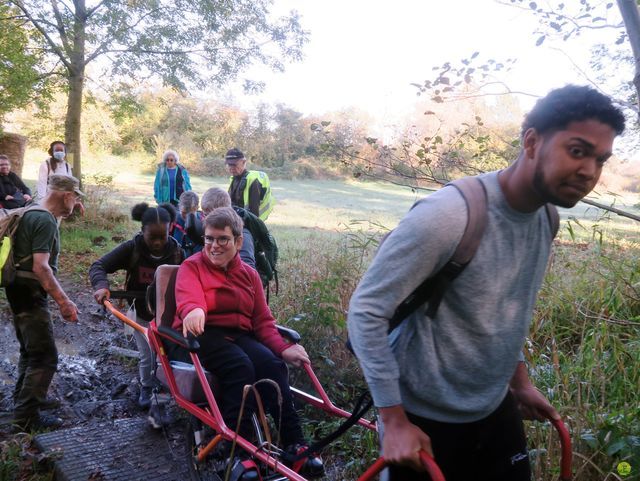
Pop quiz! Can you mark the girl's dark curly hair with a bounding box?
[131,202,177,227]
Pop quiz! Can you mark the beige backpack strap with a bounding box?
[389,176,489,327]
[448,177,488,266]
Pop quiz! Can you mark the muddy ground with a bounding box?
[0,275,198,480]
[0,278,147,433]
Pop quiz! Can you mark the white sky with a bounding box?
[229,0,627,129]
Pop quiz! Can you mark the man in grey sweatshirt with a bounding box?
[347,85,625,481]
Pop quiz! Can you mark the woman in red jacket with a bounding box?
[173,207,323,476]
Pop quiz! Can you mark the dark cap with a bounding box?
[48,174,84,196]
[224,148,245,165]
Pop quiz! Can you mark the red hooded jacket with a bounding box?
[173,251,288,355]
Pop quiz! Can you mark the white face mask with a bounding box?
[53,151,65,161]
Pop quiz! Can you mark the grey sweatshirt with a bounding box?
[347,172,553,422]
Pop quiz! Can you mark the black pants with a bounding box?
[6,279,58,421]
[174,328,304,446]
[388,392,531,481]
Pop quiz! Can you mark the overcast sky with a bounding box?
[228,1,626,126]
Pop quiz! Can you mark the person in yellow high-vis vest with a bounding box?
[225,148,275,221]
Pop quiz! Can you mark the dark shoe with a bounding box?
[40,396,61,410]
[148,403,173,429]
[285,443,324,478]
[227,457,260,481]
[138,386,153,409]
[14,413,63,432]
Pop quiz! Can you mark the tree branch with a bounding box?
[86,0,109,18]
[581,198,640,222]
[497,1,624,32]
[84,6,168,64]
[9,0,72,70]
[50,0,72,56]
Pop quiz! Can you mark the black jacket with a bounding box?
[0,172,32,209]
[89,234,184,321]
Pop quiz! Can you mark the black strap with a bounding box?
[109,290,146,301]
[282,391,373,463]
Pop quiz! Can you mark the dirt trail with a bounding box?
[0,276,147,438]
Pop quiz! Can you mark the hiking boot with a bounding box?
[227,457,260,481]
[138,386,153,409]
[148,403,173,429]
[13,413,63,432]
[40,396,61,410]
[285,443,324,478]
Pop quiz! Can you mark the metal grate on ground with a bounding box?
[34,417,191,481]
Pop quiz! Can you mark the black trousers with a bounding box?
[6,279,58,421]
[388,392,531,481]
[174,327,304,446]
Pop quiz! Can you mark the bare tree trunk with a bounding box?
[64,0,86,187]
[0,133,28,177]
[65,68,84,185]
[617,0,640,115]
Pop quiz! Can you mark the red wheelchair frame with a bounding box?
[104,264,572,481]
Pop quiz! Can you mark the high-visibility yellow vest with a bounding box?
[230,170,275,221]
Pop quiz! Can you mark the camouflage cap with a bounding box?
[48,174,84,196]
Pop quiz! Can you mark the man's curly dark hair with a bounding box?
[521,85,625,138]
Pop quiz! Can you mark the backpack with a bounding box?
[46,158,70,177]
[0,205,50,287]
[348,177,559,349]
[234,207,279,299]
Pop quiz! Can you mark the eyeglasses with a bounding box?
[203,235,234,246]
[165,158,176,163]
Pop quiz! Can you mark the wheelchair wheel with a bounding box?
[184,414,289,481]
[185,417,224,481]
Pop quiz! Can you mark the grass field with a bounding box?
[20,152,640,238]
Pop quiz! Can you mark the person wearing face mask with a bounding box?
[36,141,72,202]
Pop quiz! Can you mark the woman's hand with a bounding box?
[93,288,110,304]
[281,344,310,367]
[182,308,206,337]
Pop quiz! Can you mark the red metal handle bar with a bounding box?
[357,450,446,481]
[551,418,572,481]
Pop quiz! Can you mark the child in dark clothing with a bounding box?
[171,191,203,258]
[89,202,185,410]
